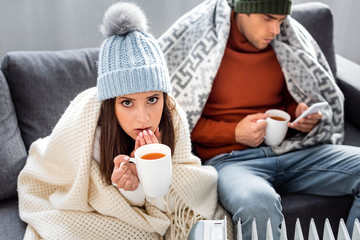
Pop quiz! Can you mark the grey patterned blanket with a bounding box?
[158,0,344,154]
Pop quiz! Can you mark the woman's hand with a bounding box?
[111,155,139,191]
[289,102,322,132]
[131,128,161,157]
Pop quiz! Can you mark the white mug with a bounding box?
[131,143,172,198]
[258,109,291,146]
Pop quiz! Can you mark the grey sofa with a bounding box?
[1,2,359,239]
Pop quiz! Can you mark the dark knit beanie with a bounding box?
[234,0,292,15]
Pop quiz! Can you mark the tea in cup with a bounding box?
[258,109,291,146]
[140,152,166,160]
[131,143,172,198]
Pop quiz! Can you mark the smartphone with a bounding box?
[291,102,329,126]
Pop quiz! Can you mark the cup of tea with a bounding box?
[258,109,291,146]
[131,143,172,198]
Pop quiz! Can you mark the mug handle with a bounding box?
[120,157,138,167]
[256,119,267,140]
[256,119,267,123]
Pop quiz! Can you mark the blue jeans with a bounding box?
[205,144,360,240]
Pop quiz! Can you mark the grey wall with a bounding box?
[1,0,359,65]
[293,0,360,65]
[0,0,202,58]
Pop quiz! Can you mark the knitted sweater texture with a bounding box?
[159,0,344,155]
[18,87,223,239]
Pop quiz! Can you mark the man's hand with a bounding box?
[289,102,322,132]
[235,113,268,147]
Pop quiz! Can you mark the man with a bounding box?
[159,0,360,239]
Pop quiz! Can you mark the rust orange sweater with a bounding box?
[191,11,297,161]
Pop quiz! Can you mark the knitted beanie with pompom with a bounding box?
[97,2,171,101]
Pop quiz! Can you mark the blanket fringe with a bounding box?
[165,187,204,239]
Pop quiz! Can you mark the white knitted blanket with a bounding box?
[158,0,345,154]
[18,87,225,239]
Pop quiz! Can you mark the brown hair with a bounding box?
[97,93,176,185]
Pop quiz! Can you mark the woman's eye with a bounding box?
[148,97,158,104]
[121,100,133,107]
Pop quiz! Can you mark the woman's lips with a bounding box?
[134,127,150,134]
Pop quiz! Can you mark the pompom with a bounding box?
[100,2,148,37]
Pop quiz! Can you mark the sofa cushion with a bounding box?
[0,197,26,240]
[1,48,99,151]
[336,54,360,131]
[291,2,337,78]
[344,121,360,147]
[0,70,27,200]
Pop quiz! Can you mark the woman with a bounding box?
[18,2,226,239]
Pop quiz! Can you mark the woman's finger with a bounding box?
[123,176,134,191]
[154,128,162,143]
[138,132,146,146]
[115,166,132,189]
[148,129,159,143]
[113,155,130,169]
[129,175,140,191]
[134,136,140,149]
[142,130,152,144]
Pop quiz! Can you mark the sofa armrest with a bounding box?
[336,54,360,130]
